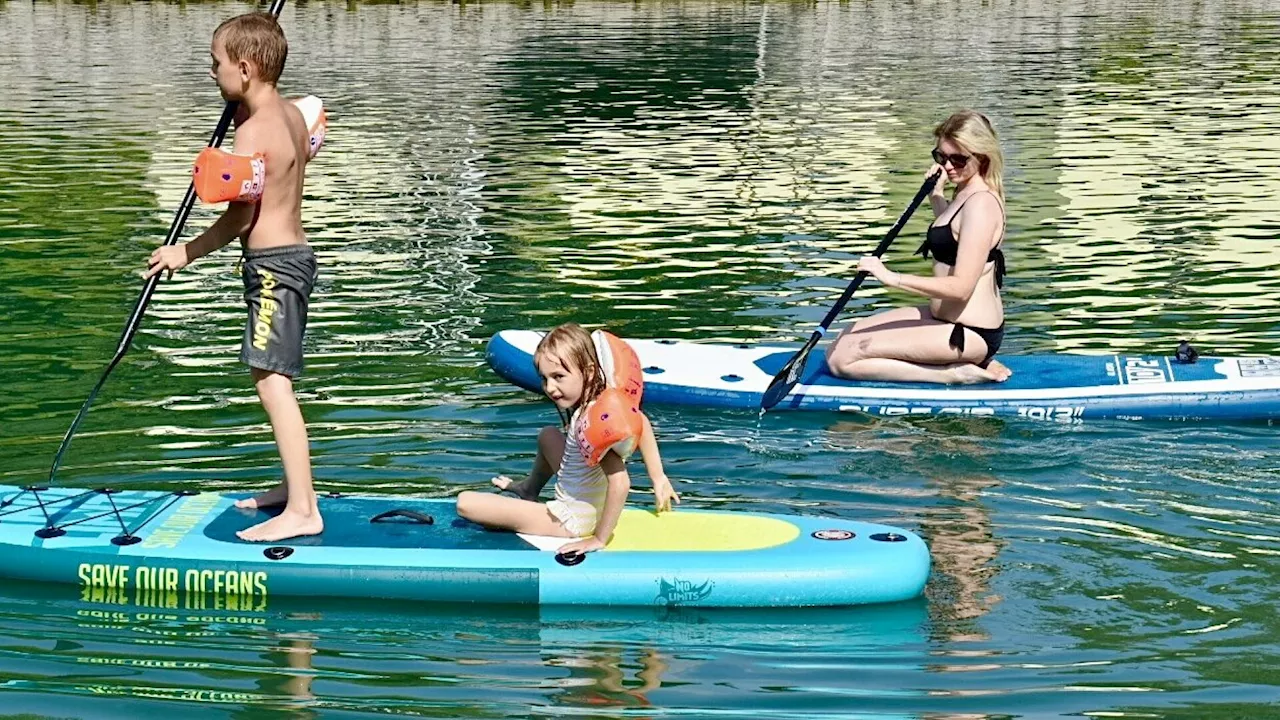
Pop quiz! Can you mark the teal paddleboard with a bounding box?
[0,485,929,608]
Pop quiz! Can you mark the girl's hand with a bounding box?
[558,536,606,556]
[652,475,681,513]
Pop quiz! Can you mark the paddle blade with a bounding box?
[761,333,821,410]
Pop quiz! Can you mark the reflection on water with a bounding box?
[2,0,1280,718]
[825,417,1006,644]
[0,581,930,717]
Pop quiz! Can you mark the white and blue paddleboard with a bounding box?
[0,485,929,608]
[487,330,1280,421]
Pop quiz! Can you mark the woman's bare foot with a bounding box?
[236,508,324,542]
[491,474,541,501]
[946,363,1005,385]
[985,359,1013,382]
[235,481,288,510]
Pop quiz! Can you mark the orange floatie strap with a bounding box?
[192,147,265,204]
[291,95,327,160]
[592,330,643,403]
[576,387,645,467]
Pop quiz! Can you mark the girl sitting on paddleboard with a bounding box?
[826,109,1012,385]
[457,323,679,555]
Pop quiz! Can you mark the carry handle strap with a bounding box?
[370,509,435,525]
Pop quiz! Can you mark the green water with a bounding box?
[2,1,1280,717]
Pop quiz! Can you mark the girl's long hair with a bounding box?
[534,323,605,427]
[935,109,1004,201]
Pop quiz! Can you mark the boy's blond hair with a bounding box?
[214,13,288,84]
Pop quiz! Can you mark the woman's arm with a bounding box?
[927,164,949,217]
[862,192,1002,302]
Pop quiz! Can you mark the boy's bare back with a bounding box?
[234,96,310,250]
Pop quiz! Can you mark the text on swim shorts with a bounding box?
[253,268,278,351]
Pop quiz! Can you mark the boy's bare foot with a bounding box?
[236,508,323,542]
[947,363,1005,385]
[235,481,288,510]
[491,474,540,501]
[985,359,1013,382]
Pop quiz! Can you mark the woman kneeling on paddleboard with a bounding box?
[826,109,1012,385]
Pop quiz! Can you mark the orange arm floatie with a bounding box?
[576,388,646,467]
[593,330,643,402]
[192,147,265,204]
[291,95,327,160]
[574,330,647,466]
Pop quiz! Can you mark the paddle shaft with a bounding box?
[47,0,289,485]
[760,170,941,408]
[816,170,942,336]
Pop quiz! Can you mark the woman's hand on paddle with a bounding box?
[559,536,606,556]
[858,256,898,287]
[145,244,190,280]
[928,163,947,197]
[652,475,681,513]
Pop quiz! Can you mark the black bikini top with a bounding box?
[916,191,1006,288]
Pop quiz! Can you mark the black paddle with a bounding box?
[760,169,943,410]
[46,0,289,486]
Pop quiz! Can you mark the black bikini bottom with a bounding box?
[948,322,1005,367]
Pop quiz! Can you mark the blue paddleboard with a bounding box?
[487,330,1280,421]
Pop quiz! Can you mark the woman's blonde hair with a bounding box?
[935,110,1004,201]
[534,323,606,423]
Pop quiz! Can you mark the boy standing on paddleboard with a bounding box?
[146,13,326,542]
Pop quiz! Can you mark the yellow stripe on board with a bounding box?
[605,509,799,552]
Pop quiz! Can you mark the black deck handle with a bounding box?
[370,509,435,525]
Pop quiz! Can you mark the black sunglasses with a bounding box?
[931,148,971,169]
